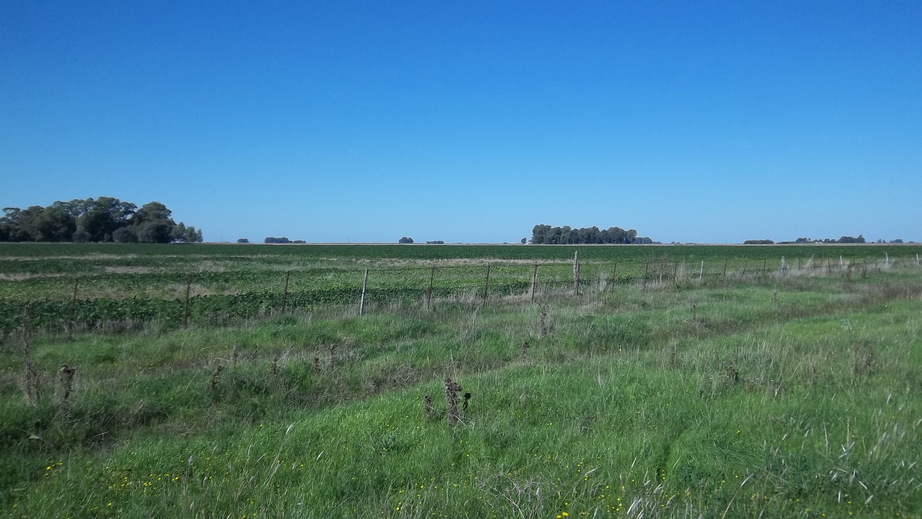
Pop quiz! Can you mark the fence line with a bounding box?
[1,254,917,334]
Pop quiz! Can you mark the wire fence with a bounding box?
[2,253,920,335]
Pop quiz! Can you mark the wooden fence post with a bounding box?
[643,260,649,295]
[281,270,290,314]
[68,278,79,340]
[426,266,435,309]
[482,264,491,304]
[359,269,369,316]
[183,275,192,328]
[699,260,704,283]
[573,251,580,296]
[531,264,539,302]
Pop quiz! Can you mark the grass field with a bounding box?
[1,243,921,518]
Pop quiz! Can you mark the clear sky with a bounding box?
[2,1,920,244]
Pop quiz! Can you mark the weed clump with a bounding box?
[19,310,43,406]
[444,377,463,423]
[209,364,224,396]
[538,304,549,339]
[423,394,433,420]
[56,364,76,418]
[852,339,875,375]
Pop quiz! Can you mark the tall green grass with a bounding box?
[1,259,920,518]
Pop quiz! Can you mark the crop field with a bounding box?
[1,243,921,518]
[1,243,917,335]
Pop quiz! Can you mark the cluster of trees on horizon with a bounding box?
[262,237,307,244]
[745,236,913,245]
[530,224,653,245]
[745,235,870,245]
[0,197,202,243]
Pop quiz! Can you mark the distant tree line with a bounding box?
[530,224,653,244]
[747,235,883,245]
[786,235,867,244]
[264,237,306,244]
[0,197,202,243]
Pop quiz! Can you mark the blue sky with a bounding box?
[2,1,920,243]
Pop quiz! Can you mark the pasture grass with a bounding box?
[1,248,920,517]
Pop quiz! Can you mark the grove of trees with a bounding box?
[530,224,652,244]
[264,237,306,244]
[790,235,866,244]
[0,197,202,243]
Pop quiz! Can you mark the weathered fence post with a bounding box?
[531,264,539,302]
[359,269,369,316]
[426,266,436,309]
[183,275,192,328]
[643,260,649,295]
[482,264,491,304]
[780,256,787,276]
[573,251,580,296]
[67,279,79,340]
[699,260,704,283]
[281,270,290,314]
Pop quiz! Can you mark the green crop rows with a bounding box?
[2,243,919,334]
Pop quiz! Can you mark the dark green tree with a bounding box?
[130,202,176,243]
[76,197,136,242]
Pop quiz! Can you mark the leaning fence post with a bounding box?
[67,278,79,340]
[359,269,369,316]
[426,266,435,309]
[183,275,192,328]
[573,251,580,296]
[482,264,491,304]
[643,260,649,295]
[530,264,539,302]
[281,270,291,314]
